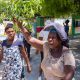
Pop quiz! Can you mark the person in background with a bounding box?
[17,29,31,79]
[0,23,31,80]
[63,20,70,48]
[64,19,69,36]
[23,28,31,60]
[14,18,76,80]
[16,29,32,79]
[17,30,31,60]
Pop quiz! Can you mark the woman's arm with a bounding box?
[20,45,31,73]
[0,47,3,62]
[62,65,75,80]
[62,49,76,80]
[13,17,44,51]
[36,36,43,54]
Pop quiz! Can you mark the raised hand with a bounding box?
[13,17,23,29]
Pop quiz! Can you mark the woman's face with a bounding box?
[5,28,15,40]
[48,32,61,49]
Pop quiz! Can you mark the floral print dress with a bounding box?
[2,39,23,80]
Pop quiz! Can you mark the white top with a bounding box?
[17,33,24,41]
[41,42,75,80]
[39,30,49,41]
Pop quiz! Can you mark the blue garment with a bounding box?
[64,25,69,32]
[64,25,69,36]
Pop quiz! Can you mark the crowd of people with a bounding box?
[0,17,76,80]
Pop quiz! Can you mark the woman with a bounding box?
[13,18,75,80]
[0,23,31,80]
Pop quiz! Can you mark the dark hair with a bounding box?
[5,23,13,32]
[65,19,69,24]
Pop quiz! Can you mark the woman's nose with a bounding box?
[49,38,53,41]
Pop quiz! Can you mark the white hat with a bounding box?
[44,22,68,41]
[44,20,52,26]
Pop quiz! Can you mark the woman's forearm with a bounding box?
[20,27,44,51]
[20,27,31,41]
[24,54,30,66]
[0,48,3,62]
[14,18,43,51]
[21,48,30,66]
[0,54,3,62]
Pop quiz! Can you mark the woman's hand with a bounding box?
[13,17,23,29]
[27,64,32,73]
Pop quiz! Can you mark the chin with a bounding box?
[50,45,57,49]
[49,46,54,49]
[8,37,14,40]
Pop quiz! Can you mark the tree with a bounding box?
[41,0,75,17]
[0,0,42,20]
[73,0,80,15]
[0,0,80,20]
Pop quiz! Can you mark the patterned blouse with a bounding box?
[2,39,23,80]
[41,42,75,80]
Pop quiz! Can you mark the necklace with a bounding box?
[49,46,63,58]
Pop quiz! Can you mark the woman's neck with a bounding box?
[50,46,63,58]
[53,45,62,52]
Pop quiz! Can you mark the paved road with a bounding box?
[69,39,80,80]
[0,39,80,80]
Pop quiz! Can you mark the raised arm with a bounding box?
[13,17,44,51]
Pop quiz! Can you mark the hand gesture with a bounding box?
[13,17,23,29]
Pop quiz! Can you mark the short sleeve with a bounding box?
[1,40,7,47]
[18,40,24,46]
[64,50,75,67]
[15,39,24,47]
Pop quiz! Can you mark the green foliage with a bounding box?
[13,24,20,33]
[0,0,80,22]
[8,0,42,19]
[0,0,42,20]
[41,0,74,17]
[0,0,42,31]
[73,0,80,15]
